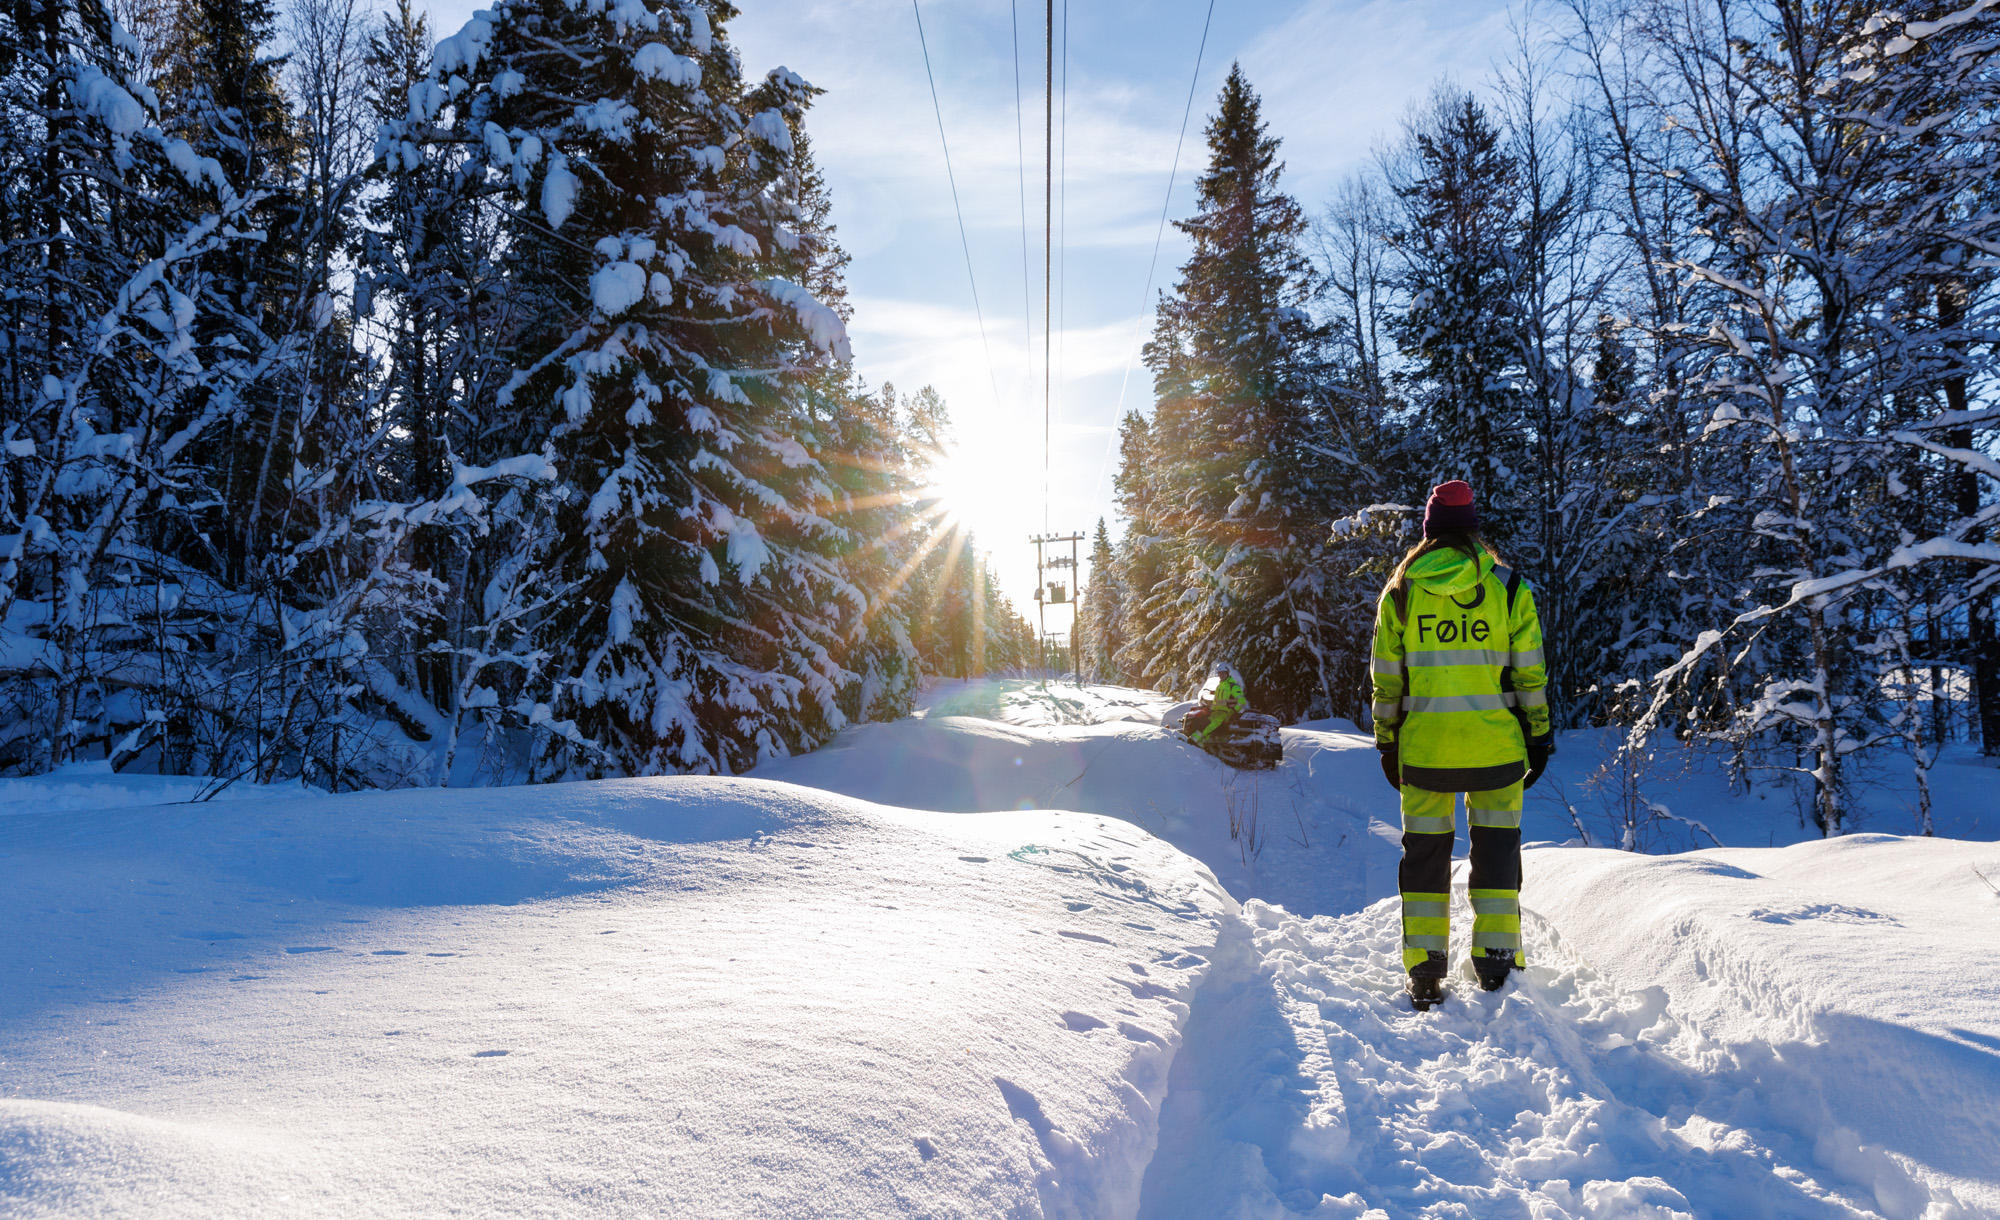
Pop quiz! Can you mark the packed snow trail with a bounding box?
[1139,894,1992,1218]
[761,680,2000,1218]
[760,682,1403,920]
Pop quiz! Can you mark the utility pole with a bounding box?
[1029,531,1085,679]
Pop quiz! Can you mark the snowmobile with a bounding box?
[1174,704,1283,770]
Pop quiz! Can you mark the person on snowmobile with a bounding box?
[1188,661,1249,746]
[1370,481,1554,1010]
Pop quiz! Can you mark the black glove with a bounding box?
[1378,742,1401,792]
[1524,733,1554,791]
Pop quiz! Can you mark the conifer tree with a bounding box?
[1130,65,1342,719]
[402,0,859,776]
[1078,518,1122,682]
[1109,411,1169,689]
[1387,91,1529,534]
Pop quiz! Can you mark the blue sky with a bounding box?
[422,0,1519,611]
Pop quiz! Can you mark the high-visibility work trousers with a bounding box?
[1398,781,1523,973]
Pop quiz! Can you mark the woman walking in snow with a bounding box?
[1369,481,1553,1010]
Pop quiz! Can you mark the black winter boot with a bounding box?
[1474,949,1518,992]
[1408,950,1447,1011]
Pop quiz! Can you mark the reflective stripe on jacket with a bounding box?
[1370,547,1550,791]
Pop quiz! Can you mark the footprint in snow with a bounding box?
[371,950,407,956]
[913,1136,939,1162]
[1065,901,1094,912]
[1117,1021,1167,1047]
[1058,929,1113,945]
[472,1049,509,1058]
[1744,903,1896,925]
[283,946,335,954]
[958,856,989,863]
[1060,1011,1108,1033]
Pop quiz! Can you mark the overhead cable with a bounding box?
[912,0,1004,413]
[1011,0,1036,420]
[1092,0,1219,505]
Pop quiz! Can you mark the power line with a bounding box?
[911,0,1004,415]
[1092,0,1218,506]
[1010,0,1035,426]
[1056,0,1068,528]
[1048,0,1064,536]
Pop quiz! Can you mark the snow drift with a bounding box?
[1525,837,2000,1217]
[0,776,1227,1218]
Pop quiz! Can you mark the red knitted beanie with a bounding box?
[1422,481,1478,538]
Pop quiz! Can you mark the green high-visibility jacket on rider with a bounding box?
[1370,546,1549,791]
[1191,673,1247,744]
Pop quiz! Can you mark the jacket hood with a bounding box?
[1404,545,1492,597]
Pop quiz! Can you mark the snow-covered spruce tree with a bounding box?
[0,0,288,773]
[1132,65,1343,721]
[405,0,853,777]
[1386,89,1532,541]
[1118,363,1199,696]
[1107,411,1169,689]
[355,0,452,718]
[770,129,918,725]
[818,383,919,721]
[1077,517,1123,682]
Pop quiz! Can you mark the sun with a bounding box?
[922,437,1033,549]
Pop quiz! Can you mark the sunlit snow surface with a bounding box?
[1,680,1996,1217]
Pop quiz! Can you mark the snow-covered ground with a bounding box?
[0,775,1226,1217]
[3,679,1996,1217]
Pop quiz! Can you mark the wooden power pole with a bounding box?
[1030,531,1085,678]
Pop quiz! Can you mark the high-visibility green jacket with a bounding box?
[1370,547,1550,792]
[1191,673,1248,743]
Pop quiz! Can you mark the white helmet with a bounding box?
[1209,661,1240,683]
